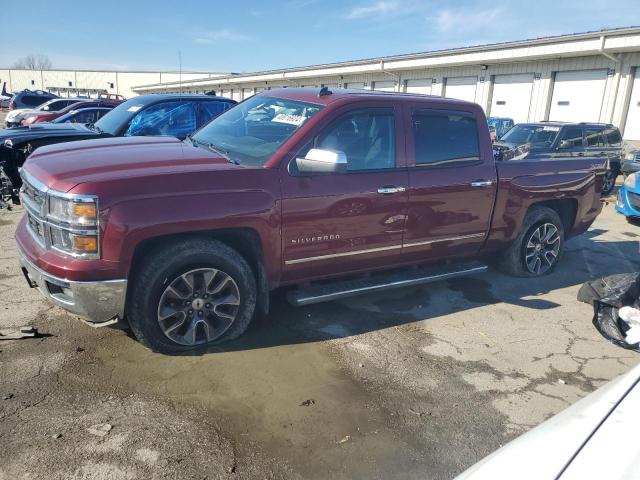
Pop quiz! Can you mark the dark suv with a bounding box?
[9,90,58,110]
[494,122,623,194]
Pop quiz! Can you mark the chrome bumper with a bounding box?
[17,246,127,325]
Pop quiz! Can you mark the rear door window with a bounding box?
[558,126,584,148]
[198,101,234,127]
[584,127,606,148]
[412,110,480,167]
[126,101,197,139]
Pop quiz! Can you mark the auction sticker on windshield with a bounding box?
[272,113,306,126]
[543,126,560,131]
[127,105,144,112]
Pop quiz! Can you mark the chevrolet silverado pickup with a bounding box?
[15,88,607,353]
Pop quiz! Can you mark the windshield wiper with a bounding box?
[188,137,239,165]
[207,143,239,165]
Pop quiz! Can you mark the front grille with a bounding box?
[26,212,45,244]
[629,191,640,210]
[21,176,47,213]
[20,173,49,246]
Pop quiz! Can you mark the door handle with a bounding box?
[377,186,406,194]
[470,180,494,188]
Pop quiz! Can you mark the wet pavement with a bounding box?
[1,196,639,479]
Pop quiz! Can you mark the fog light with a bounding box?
[73,236,97,253]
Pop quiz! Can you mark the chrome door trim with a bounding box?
[403,232,485,249]
[285,244,403,265]
[285,232,486,265]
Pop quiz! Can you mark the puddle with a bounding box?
[92,314,424,479]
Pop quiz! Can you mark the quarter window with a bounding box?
[603,127,622,146]
[413,111,480,166]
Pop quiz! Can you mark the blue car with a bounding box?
[615,173,640,222]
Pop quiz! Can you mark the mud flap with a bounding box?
[578,273,640,352]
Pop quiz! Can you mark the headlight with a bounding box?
[624,174,637,189]
[3,139,12,148]
[47,194,99,257]
[48,195,97,225]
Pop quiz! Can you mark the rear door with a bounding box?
[403,105,497,263]
[280,104,409,282]
[552,126,585,158]
[583,126,608,161]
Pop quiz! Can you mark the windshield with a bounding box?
[500,124,559,148]
[191,95,323,166]
[94,98,147,136]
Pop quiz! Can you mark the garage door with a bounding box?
[232,90,242,102]
[624,71,640,141]
[345,82,368,90]
[549,70,607,123]
[444,76,477,103]
[374,81,396,92]
[490,73,534,123]
[405,79,432,95]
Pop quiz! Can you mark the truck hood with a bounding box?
[0,122,97,144]
[24,136,235,192]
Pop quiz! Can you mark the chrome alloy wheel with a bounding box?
[157,268,241,346]
[525,223,561,275]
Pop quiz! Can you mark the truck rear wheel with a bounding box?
[499,206,564,277]
[127,238,257,353]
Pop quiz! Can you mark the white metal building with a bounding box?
[0,69,228,100]
[133,27,640,140]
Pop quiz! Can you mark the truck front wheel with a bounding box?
[499,206,564,277]
[127,238,257,353]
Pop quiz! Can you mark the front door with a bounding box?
[403,106,497,263]
[280,106,409,283]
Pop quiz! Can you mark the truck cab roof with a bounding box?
[262,87,480,108]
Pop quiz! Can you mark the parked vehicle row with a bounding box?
[0,94,236,191]
[493,121,624,195]
[6,97,84,127]
[14,87,608,352]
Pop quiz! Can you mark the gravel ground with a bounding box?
[0,170,639,479]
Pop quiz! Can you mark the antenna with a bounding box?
[178,50,182,94]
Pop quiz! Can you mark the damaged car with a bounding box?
[0,93,236,192]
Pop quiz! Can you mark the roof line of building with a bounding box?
[0,68,230,75]
[133,26,640,90]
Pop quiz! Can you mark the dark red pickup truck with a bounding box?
[15,88,607,352]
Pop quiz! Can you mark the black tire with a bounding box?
[601,170,618,196]
[499,206,564,277]
[126,237,257,354]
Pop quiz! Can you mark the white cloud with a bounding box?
[346,1,401,20]
[433,7,503,34]
[192,29,251,45]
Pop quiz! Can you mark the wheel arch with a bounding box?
[526,198,578,237]
[128,228,270,316]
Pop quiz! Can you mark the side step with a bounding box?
[286,261,488,306]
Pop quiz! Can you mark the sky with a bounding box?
[1,0,639,73]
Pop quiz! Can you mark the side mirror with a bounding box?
[295,148,347,174]
[558,140,572,150]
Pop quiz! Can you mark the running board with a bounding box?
[286,261,488,306]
